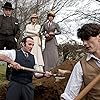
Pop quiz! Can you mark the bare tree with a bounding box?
[1,0,100,41]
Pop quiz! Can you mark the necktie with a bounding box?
[25,53,28,57]
[48,22,51,27]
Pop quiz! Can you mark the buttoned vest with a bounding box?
[81,58,100,100]
[11,50,35,84]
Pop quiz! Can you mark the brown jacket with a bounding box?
[81,58,100,100]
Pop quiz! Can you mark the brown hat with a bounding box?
[2,2,14,10]
[31,14,38,18]
[47,11,55,17]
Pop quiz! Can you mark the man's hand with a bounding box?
[10,62,21,70]
[49,32,54,35]
[45,34,50,37]
[44,71,52,77]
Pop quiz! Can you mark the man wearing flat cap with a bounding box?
[0,2,20,80]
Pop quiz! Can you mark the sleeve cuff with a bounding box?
[61,93,72,100]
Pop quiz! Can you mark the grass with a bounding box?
[0,62,7,82]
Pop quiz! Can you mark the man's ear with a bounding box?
[20,42,24,47]
[98,34,100,42]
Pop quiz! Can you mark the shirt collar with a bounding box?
[3,14,11,17]
[86,53,100,62]
[48,20,53,23]
[31,22,37,25]
[21,49,28,55]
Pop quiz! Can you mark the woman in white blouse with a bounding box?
[24,13,44,72]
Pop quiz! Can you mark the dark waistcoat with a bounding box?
[11,50,35,84]
[81,58,100,100]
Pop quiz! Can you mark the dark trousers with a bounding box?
[6,81,34,100]
[0,35,17,80]
[0,35,17,49]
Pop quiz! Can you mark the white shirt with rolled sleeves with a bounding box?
[0,49,43,75]
[0,49,16,61]
[61,53,100,100]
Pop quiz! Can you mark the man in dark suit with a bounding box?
[0,2,20,80]
[0,36,52,100]
[0,2,20,49]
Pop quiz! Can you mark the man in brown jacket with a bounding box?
[61,23,100,100]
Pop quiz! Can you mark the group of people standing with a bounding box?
[0,1,61,78]
[24,10,61,71]
[0,1,61,100]
[1,1,100,100]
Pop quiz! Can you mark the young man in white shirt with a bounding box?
[61,23,100,100]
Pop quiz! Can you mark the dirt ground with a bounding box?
[0,60,75,100]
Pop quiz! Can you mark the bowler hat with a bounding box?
[2,2,14,10]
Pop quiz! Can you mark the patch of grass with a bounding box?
[0,62,7,81]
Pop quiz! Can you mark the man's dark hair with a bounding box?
[21,36,33,44]
[47,14,55,19]
[77,23,100,40]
